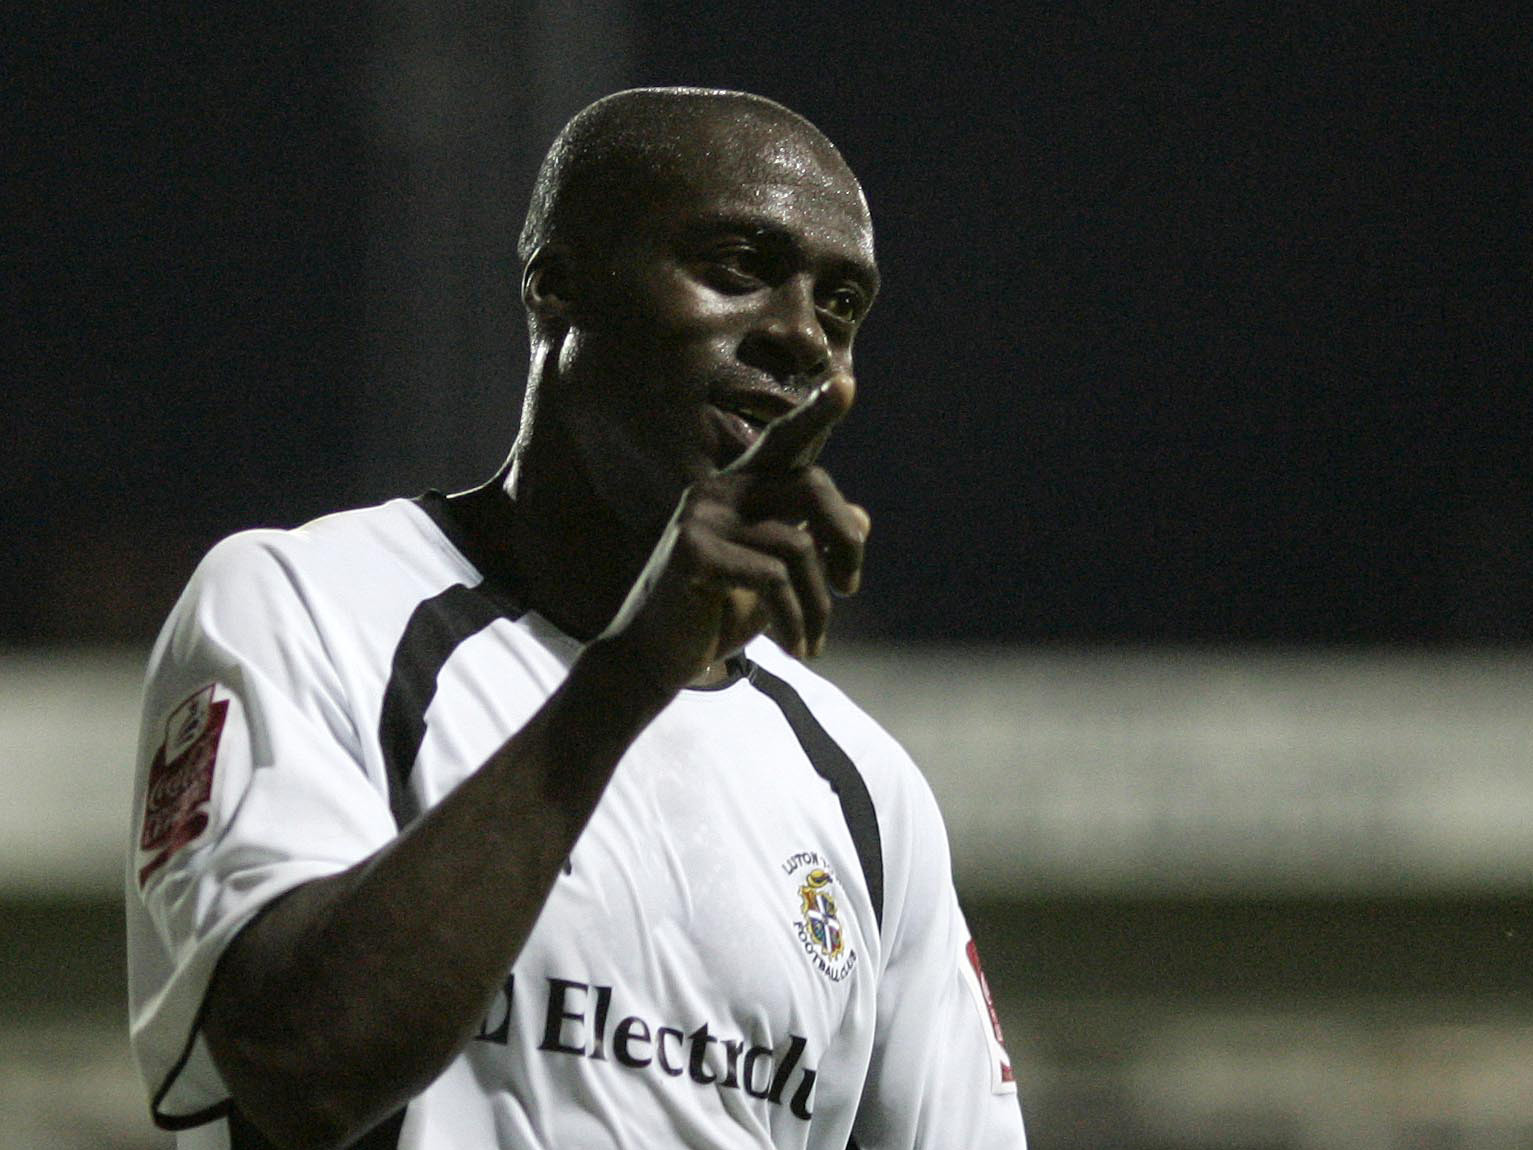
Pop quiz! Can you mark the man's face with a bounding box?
[547,118,879,542]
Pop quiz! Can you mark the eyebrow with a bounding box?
[682,213,881,299]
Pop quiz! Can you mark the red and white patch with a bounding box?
[138,685,227,888]
[959,937,1017,1094]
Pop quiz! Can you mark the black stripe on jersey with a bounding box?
[378,582,525,826]
[747,665,885,931]
[229,1106,407,1149]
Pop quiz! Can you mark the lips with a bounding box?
[706,382,803,462]
[706,403,766,462]
[709,385,799,429]
[708,380,827,466]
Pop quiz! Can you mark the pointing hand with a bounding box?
[596,373,871,693]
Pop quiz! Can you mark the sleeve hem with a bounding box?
[139,862,349,1127]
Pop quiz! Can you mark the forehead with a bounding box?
[643,120,876,270]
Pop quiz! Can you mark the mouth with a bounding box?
[710,389,797,428]
[706,404,766,462]
[706,385,801,459]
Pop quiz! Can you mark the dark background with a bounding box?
[8,8,1533,1147]
[12,3,1529,648]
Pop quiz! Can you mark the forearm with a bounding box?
[203,638,674,1150]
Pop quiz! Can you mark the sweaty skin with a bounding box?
[200,98,876,1150]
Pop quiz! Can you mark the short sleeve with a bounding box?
[852,771,1027,1149]
[125,532,400,1126]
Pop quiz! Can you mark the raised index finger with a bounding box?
[725,373,856,476]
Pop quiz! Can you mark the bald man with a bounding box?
[127,88,1026,1150]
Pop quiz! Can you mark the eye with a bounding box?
[705,243,770,287]
[819,287,864,326]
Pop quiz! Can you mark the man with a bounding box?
[127,87,1026,1149]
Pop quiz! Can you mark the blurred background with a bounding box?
[6,3,1530,1147]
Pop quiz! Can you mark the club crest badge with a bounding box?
[799,869,844,959]
[782,850,858,983]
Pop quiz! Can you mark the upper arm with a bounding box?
[127,534,397,1124]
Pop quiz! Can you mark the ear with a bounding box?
[522,243,576,324]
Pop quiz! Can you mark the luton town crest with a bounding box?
[782,850,858,983]
[799,869,844,960]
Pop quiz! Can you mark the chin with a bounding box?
[602,468,693,548]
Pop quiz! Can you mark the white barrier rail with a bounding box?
[4,646,1531,897]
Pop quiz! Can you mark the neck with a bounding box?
[450,450,744,689]
[451,439,652,643]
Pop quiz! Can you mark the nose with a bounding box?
[738,275,831,383]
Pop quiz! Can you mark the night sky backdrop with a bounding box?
[11,4,1529,645]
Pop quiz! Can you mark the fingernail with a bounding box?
[851,506,872,540]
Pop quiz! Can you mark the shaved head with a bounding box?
[517,87,863,267]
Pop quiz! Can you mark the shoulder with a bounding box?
[183,500,453,610]
[160,499,466,669]
[191,499,434,583]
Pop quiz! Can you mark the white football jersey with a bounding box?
[126,495,1026,1149]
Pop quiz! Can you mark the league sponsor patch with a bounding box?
[960,937,1016,1094]
[138,685,227,887]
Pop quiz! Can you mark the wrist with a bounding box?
[566,633,680,726]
